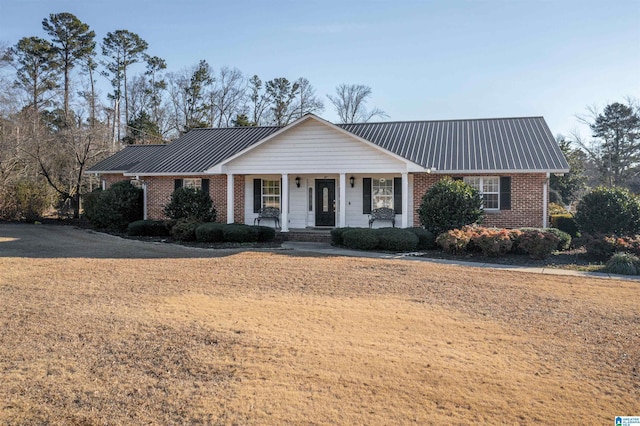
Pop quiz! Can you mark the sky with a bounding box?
[0,0,638,138]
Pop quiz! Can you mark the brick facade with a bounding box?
[412,172,547,228]
[103,171,547,229]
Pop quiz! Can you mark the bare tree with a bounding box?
[247,75,272,126]
[292,77,324,120]
[210,66,246,127]
[327,84,388,123]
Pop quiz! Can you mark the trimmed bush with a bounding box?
[164,187,216,222]
[342,228,379,250]
[405,227,436,250]
[516,230,559,260]
[578,233,617,258]
[605,252,640,275]
[375,228,419,252]
[222,224,260,243]
[548,202,568,215]
[472,228,513,257]
[84,181,143,231]
[418,177,484,235]
[195,222,225,242]
[550,214,579,238]
[330,227,353,246]
[171,219,201,242]
[127,220,170,236]
[256,225,276,242]
[436,228,472,254]
[575,186,640,236]
[545,228,572,251]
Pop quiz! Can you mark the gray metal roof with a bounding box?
[339,117,569,172]
[88,116,569,174]
[87,145,165,173]
[125,126,282,174]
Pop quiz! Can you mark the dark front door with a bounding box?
[315,179,336,227]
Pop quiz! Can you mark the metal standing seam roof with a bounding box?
[86,145,166,173]
[88,116,569,174]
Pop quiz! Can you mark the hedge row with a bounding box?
[126,219,276,243]
[434,226,570,259]
[331,227,436,252]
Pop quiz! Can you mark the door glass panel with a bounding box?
[323,187,329,212]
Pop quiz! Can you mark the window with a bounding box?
[372,178,393,209]
[262,179,280,209]
[464,176,499,210]
[183,178,202,190]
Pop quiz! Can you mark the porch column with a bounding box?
[543,172,549,228]
[226,173,234,224]
[401,172,409,228]
[339,173,347,228]
[142,182,148,220]
[281,173,289,232]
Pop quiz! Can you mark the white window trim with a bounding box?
[261,179,281,209]
[464,176,500,211]
[372,177,394,210]
[183,178,202,190]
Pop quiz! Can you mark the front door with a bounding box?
[315,179,336,227]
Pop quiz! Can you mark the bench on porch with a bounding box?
[368,207,395,228]
[254,206,280,228]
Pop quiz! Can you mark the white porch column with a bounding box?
[281,173,289,232]
[339,173,347,228]
[226,173,234,224]
[401,172,409,228]
[142,182,148,220]
[543,172,549,228]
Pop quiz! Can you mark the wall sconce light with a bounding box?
[349,176,355,188]
[295,176,300,187]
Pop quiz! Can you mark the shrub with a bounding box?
[195,222,225,242]
[550,214,579,238]
[330,227,353,246]
[545,228,572,251]
[405,227,437,250]
[375,228,419,252]
[222,224,260,243]
[164,187,216,222]
[418,178,484,235]
[127,220,170,236]
[575,186,640,236]
[516,230,559,260]
[342,228,379,250]
[472,228,513,257]
[605,252,640,276]
[171,219,201,241]
[84,181,143,231]
[578,233,617,258]
[255,225,276,242]
[436,228,472,254]
[548,202,568,215]
[10,179,52,222]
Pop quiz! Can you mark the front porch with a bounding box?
[225,173,412,232]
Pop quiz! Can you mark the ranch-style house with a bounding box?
[87,114,569,231]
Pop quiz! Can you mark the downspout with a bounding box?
[543,172,550,228]
[142,181,148,220]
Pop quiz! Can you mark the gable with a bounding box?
[221,119,413,174]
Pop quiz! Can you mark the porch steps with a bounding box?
[279,228,332,243]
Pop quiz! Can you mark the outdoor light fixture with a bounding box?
[295,176,300,187]
[349,176,355,187]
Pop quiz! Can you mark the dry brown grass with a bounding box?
[1,251,638,424]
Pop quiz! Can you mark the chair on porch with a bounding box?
[254,206,281,228]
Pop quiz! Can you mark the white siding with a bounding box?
[226,120,407,174]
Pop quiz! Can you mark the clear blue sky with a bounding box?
[1,0,638,138]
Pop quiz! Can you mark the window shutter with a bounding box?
[201,179,209,195]
[500,176,511,210]
[362,178,372,214]
[174,179,183,190]
[393,177,402,214]
[253,179,262,213]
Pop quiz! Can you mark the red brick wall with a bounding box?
[102,174,129,188]
[412,173,547,229]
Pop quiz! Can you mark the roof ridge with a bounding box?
[190,125,284,131]
[341,116,545,126]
